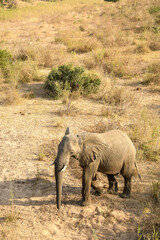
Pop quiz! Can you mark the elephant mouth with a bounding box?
[70,153,80,160]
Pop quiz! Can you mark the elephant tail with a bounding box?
[134,162,142,181]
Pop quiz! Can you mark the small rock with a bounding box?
[20,111,25,115]
[95,206,101,215]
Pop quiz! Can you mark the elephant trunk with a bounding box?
[54,153,69,209]
[55,166,63,209]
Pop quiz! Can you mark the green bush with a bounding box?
[45,64,101,99]
[0,49,13,79]
[0,49,13,68]
[149,6,160,15]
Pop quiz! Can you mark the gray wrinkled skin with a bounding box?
[53,128,140,209]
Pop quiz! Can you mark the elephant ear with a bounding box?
[65,127,71,135]
[79,143,102,167]
[79,134,106,167]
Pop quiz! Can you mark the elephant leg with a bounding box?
[81,160,100,206]
[91,175,104,196]
[82,167,92,206]
[107,175,118,194]
[120,176,131,198]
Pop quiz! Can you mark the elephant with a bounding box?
[51,127,141,209]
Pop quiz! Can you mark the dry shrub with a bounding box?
[1,59,40,85]
[84,119,123,133]
[16,61,39,83]
[149,40,160,51]
[99,87,136,117]
[84,48,139,78]
[98,86,136,115]
[0,49,40,84]
[134,41,149,54]
[22,91,35,99]
[143,62,160,85]
[38,139,60,162]
[3,85,20,105]
[16,47,54,68]
[142,31,160,51]
[67,38,100,54]
[104,87,135,107]
[55,31,100,53]
[5,0,17,8]
[16,48,37,61]
[149,34,160,51]
[127,110,160,162]
[138,182,160,240]
[58,100,78,117]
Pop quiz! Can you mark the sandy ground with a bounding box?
[0,82,160,240]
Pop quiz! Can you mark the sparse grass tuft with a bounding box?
[38,149,45,161]
[149,6,160,15]
[4,213,18,223]
[138,225,160,240]
[58,99,78,116]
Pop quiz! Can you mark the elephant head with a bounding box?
[51,127,82,209]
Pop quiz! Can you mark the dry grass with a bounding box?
[55,30,101,54]
[101,86,136,108]
[127,110,160,162]
[2,85,21,105]
[138,181,160,240]
[143,62,160,85]
[16,46,55,68]
[58,100,79,116]
[0,0,160,239]
[0,1,94,21]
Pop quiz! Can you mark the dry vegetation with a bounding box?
[0,0,160,239]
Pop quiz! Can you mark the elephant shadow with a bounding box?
[0,177,82,207]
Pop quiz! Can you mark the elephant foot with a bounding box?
[107,187,118,195]
[107,188,115,194]
[119,193,130,199]
[95,190,103,196]
[81,198,91,206]
[115,182,118,192]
